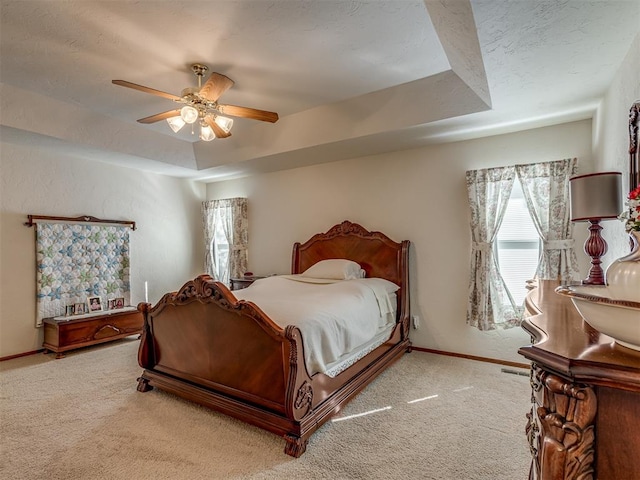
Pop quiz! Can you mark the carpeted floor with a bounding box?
[0,338,532,479]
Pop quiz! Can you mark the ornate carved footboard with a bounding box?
[136,221,411,457]
[137,276,317,455]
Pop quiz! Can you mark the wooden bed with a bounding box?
[136,220,411,457]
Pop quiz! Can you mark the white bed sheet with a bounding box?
[233,276,398,377]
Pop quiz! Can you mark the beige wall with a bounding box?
[593,33,640,264]
[207,120,594,364]
[0,141,205,358]
[4,36,635,362]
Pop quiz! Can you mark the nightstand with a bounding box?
[230,276,264,290]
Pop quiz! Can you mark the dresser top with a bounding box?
[519,280,640,391]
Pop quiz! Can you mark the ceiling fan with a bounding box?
[112,63,279,141]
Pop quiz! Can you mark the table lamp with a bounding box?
[569,172,622,285]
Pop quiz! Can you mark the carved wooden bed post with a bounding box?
[630,102,640,190]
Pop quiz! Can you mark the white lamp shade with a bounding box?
[166,116,185,133]
[199,124,215,141]
[180,105,199,124]
[569,172,622,221]
[215,115,234,133]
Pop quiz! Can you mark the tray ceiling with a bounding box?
[1,0,638,181]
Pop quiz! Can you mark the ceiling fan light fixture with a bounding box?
[180,105,199,124]
[199,123,216,141]
[113,64,278,142]
[214,115,234,134]
[166,116,186,133]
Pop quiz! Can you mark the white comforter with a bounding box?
[233,275,398,376]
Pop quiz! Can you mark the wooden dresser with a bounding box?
[43,308,143,358]
[519,280,640,480]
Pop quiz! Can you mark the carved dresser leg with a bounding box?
[284,434,308,457]
[527,364,597,480]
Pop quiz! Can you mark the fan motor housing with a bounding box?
[191,63,209,77]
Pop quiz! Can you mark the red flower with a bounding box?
[620,187,640,232]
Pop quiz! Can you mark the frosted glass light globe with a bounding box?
[166,116,185,132]
[199,124,215,141]
[180,105,199,124]
[215,115,234,133]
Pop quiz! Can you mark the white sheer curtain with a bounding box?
[202,198,248,285]
[516,159,580,283]
[466,166,520,330]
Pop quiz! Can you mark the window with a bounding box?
[495,181,540,305]
[202,198,248,285]
[210,207,231,283]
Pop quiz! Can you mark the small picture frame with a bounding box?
[87,296,103,312]
[75,303,86,315]
[65,305,75,316]
[107,297,125,310]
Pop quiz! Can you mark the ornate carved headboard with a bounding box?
[290,220,410,324]
[290,220,408,288]
[630,102,640,190]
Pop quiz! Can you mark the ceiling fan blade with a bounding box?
[137,109,182,124]
[112,80,182,102]
[217,104,279,123]
[205,116,232,139]
[199,73,235,102]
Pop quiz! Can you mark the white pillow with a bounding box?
[301,259,365,280]
[362,277,400,294]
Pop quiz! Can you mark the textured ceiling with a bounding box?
[1,0,638,181]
